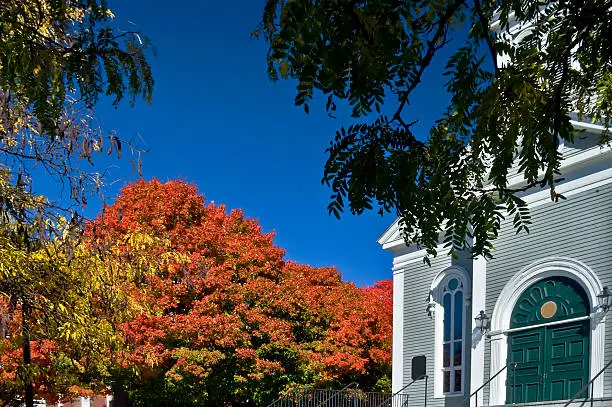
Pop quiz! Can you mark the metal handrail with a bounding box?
[267,385,402,407]
[563,358,612,407]
[314,382,359,407]
[268,387,321,407]
[373,376,423,407]
[266,387,306,407]
[470,361,518,407]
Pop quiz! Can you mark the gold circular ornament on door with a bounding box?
[540,301,557,318]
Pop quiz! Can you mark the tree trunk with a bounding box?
[111,387,131,407]
[22,302,34,407]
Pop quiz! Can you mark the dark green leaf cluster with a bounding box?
[260,0,612,261]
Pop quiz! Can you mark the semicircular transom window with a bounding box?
[510,276,590,328]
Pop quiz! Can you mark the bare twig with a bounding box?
[474,0,499,76]
[391,0,465,124]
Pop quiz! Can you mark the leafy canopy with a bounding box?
[259,0,612,260]
[90,179,392,406]
[0,0,152,128]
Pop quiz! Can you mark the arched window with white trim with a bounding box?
[431,267,470,398]
[442,276,464,394]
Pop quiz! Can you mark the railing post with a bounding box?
[564,358,612,407]
[354,385,358,407]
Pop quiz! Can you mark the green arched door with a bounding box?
[506,276,590,403]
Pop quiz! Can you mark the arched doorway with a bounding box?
[506,276,590,403]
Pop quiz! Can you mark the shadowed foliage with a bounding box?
[258,0,612,261]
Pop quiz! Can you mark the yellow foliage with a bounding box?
[0,192,153,401]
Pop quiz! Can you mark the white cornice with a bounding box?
[377,217,401,246]
[523,167,612,208]
[571,120,608,132]
[506,139,612,189]
[392,249,429,272]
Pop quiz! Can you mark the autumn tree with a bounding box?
[0,218,141,406]
[90,179,392,406]
[281,264,392,392]
[0,1,154,405]
[258,0,612,260]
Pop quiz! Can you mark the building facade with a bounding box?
[379,125,612,406]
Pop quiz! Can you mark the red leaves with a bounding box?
[284,267,393,384]
[89,179,392,403]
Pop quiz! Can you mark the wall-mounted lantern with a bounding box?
[597,286,611,312]
[474,310,489,333]
[425,290,435,319]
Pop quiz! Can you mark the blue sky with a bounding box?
[81,0,453,287]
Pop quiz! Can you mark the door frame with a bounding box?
[487,257,606,406]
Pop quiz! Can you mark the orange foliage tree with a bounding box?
[89,179,391,406]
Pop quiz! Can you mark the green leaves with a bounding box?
[322,118,423,220]
[0,0,153,233]
[261,0,612,261]
[0,1,153,130]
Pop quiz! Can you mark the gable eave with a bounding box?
[377,217,401,245]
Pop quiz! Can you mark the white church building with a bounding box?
[379,114,612,406]
[378,12,612,404]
